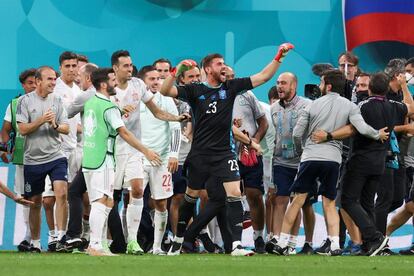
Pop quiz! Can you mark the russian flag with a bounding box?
[343,0,414,50]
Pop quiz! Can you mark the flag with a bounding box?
[343,0,414,50]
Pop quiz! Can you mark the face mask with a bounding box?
[405,72,414,86]
[356,90,369,103]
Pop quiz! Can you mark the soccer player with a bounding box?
[138,65,181,254]
[1,68,36,251]
[83,68,161,256]
[16,66,70,252]
[161,42,294,256]
[110,50,188,255]
[272,69,388,256]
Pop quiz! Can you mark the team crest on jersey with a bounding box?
[132,93,139,101]
[84,110,97,137]
[198,95,206,100]
[211,94,217,100]
[219,89,227,99]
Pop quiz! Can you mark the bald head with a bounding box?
[276,72,297,101]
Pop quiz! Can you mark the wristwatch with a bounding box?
[326,132,333,141]
[53,124,59,130]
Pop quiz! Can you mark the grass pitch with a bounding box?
[0,252,413,276]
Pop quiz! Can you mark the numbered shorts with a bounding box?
[143,164,173,200]
[186,152,240,190]
[24,157,68,198]
[14,164,24,195]
[114,152,144,190]
[84,168,114,202]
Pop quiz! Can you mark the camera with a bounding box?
[304,84,321,100]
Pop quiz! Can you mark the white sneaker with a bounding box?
[231,245,255,256]
[153,248,167,255]
[287,247,297,255]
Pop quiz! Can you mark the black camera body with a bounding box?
[304,84,321,100]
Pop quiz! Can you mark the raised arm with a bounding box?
[250,43,294,88]
[160,60,197,98]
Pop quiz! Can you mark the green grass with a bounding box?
[0,252,413,276]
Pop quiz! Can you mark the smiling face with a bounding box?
[113,56,133,82]
[36,68,57,95]
[181,67,201,84]
[143,70,160,93]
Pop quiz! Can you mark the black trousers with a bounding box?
[66,170,87,239]
[183,178,233,253]
[341,161,383,243]
[375,166,406,234]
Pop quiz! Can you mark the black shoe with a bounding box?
[365,235,389,257]
[198,233,216,253]
[48,240,58,252]
[161,234,172,252]
[378,243,396,256]
[80,238,89,250]
[272,243,288,256]
[298,242,314,255]
[55,235,68,253]
[399,244,414,255]
[315,239,341,256]
[17,240,31,252]
[63,237,83,253]
[254,237,266,254]
[168,241,183,255]
[265,237,277,254]
[315,239,331,255]
[29,244,41,253]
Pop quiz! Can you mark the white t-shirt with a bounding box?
[54,77,82,152]
[83,93,125,172]
[111,77,153,155]
[3,103,11,122]
[140,92,180,166]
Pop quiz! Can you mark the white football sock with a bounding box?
[126,197,143,242]
[278,233,290,248]
[153,210,168,251]
[89,202,107,250]
[23,205,31,242]
[331,236,340,250]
